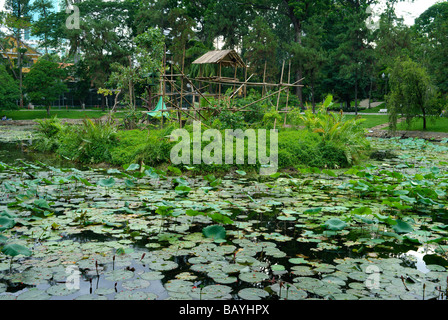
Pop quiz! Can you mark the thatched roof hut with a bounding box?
[192,49,246,68]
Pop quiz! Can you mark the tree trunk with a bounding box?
[422,107,427,130]
[16,33,24,109]
[354,71,358,116]
[46,105,51,117]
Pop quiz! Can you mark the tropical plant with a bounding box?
[300,95,370,164]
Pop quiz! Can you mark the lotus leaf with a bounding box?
[323,218,347,231]
[238,288,269,300]
[1,243,32,257]
[202,225,226,241]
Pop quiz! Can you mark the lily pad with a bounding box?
[392,219,414,234]
[114,291,157,300]
[323,218,348,231]
[122,279,151,290]
[239,271,269,283]
[104,269,134,281]
[238,288,269,300]
[270,283,308,300]
[46,284,79,296]
[1,244,32,257]
[17,288,51,300]
[202,225,226,241]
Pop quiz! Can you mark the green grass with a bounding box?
[344,114,390,129]
[1,109,109,120]
[2,108,391,131]
[384,117,448,133]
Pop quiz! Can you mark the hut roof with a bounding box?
[192,49,246,68]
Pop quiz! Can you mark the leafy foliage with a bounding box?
[0,64,20,110]
[300,95,370,165]
[387,57,438,131]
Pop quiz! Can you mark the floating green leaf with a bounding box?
[323,218,348,231]
[1,243,32,257]
[202,225,226,241]
[391,219,414,234]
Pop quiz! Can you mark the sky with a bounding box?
[375,0,444,25]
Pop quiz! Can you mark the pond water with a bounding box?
[0,128,447,300]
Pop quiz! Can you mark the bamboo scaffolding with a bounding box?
[194,77,302,88]
[230,74,254,99]
[232,78,304,113]
[159,69,208,123]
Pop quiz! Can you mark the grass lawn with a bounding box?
[383,117,448,133]
[0,109,132,120]
[344,114,390,129]
[1,108,392,130]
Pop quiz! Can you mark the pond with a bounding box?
[0,128,447,300]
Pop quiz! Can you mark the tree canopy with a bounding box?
[0,0,446,113]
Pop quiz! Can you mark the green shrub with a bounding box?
[277,130,349,169]
[300,95,370,165]
[110,130,149,165]
[33,116,64,152]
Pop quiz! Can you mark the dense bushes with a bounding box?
[34,117,118,164]
[33,120,362,172]
[32,94,370,172]
[277,130,350,169]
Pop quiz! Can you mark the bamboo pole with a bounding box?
[230,74,254,99]
[284,60,291,127]
[179,46,185,128]
[163,97,210,128]
[218,63,222,99]
[274,61,285,130]
[276,60,285,112]
[194,78,302,88]
[232,78,304,113]
[262,60,267,97]
[159,70,208,123]
[173,64,212,106]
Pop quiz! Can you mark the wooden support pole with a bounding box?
[274,60,285,130]
[173,64,212,106]
[262,60,267,97]
[179,46,185,128]
[284,60,291,127]
[230,74,254,99]
[232,78,303,113]
[159,70,208,123]
[276,60,285,112]
[218,63,222,99]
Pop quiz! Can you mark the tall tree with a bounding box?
[243,16,279,83]
[0,64,20,111]
[65,0,135,109]
[30,0,64,54]
[387,57,437,131]
[414,2,448,95]
[324,0,376,114]
[23,56,68,116]
[3,0,32,108]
